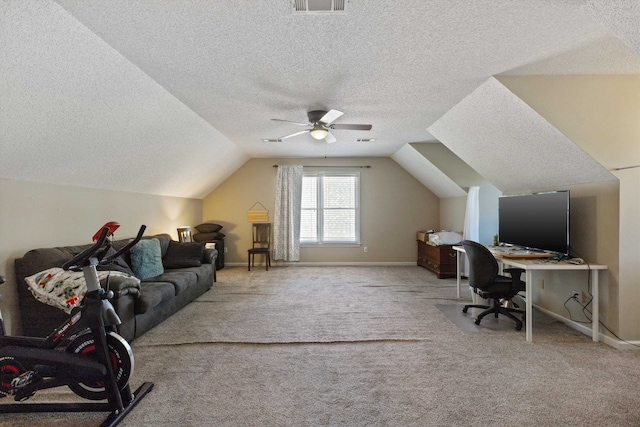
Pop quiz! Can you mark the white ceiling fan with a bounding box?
[262,109,372,144]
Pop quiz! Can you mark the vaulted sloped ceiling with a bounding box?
[1,1,639,199]
[586,0,640,55]
[391,144,466,199]
[424,0,639,195]
[427,78,617,193]
[1,1,248,199]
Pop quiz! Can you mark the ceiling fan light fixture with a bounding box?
[266,109,371,143]
[310,128,328,140]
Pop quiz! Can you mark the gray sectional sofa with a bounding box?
[14,233,217,342]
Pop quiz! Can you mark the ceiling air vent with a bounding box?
[293,0,346,14]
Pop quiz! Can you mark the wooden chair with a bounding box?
[248,223,271,271]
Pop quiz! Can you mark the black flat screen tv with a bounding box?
[498,191,569,255]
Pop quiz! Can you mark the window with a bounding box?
[300,172,360,244]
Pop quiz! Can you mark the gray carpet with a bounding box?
[3,266,640,426]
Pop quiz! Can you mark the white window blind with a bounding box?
[301,172,359,244]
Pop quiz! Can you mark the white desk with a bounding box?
[453,245,607,343]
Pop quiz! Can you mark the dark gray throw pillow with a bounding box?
[193,232,225,242]
[194,223,223,233]
[163,241,204,269]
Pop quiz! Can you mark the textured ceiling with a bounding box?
[1,0,639,197]
[391,145,466,199]
[428,78,617,192]
[586,0,640,54]
[0,0,247,198]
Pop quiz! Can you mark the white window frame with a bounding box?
[301,171,361,245]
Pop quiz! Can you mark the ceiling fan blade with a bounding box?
[330,124,372,131]
[319,109,344,125]
[271,118,310,126]
[324,132,337,144]
[278,129,310,140]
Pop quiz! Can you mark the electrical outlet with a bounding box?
[224,247,228,254]
[571,290,579,300]
[537,279,544,289]
[363,246,368,253]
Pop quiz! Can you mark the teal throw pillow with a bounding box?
[130,238,164,280]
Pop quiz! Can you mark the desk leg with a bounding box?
[525,270,533,342]
[592,271,599,342]
[456,252,462,299]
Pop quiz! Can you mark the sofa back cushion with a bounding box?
[152,234,172,257]
[19,245,86,276]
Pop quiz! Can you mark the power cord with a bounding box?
[562,245,640,347]
[564,294,640,349]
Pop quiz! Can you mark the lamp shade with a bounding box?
[310,128,328,140]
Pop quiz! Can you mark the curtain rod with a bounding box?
[273,165,371,168]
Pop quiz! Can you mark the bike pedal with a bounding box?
[11,371,41,401]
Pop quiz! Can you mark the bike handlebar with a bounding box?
[62,224,146,271]
[103,225,146,263]
[63,227,110,271]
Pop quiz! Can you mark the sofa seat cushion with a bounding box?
[175,265,212,285]
[144,271,198,295]
[135,282,175,314]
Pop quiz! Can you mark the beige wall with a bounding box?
[499,75,639,341]
[0,178,202,334]
[203,157,440,265]
[413,143,501,245]
[440,196,466,233]
[615,167,640,339]
[504,181,620,335]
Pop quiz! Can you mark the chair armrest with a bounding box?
[504,268,525,281]
[503,268,526,293]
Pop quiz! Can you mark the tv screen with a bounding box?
[498,191,569,255]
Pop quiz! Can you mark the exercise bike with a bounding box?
[0,223,153,426]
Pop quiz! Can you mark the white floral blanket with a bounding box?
[25,267,139,313]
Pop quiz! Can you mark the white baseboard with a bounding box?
[534,305,640,350]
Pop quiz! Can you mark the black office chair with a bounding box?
[248,222,271,271]
[461,240,526,330]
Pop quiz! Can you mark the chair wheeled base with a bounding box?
[463,298,525,330]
